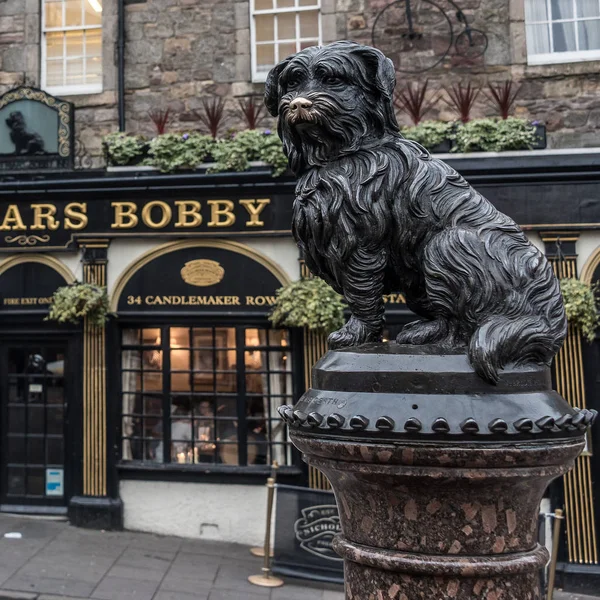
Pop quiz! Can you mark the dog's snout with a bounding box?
[289,98,313,111]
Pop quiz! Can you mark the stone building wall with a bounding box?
[0,0,599,164]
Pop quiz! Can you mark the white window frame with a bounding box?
[41,0,103,96]
[525,0,600,65]
[250,0,322,83]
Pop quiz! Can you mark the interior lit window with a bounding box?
[121,325,296,468]
[251,0,321,82]
[42,0,103,95]
[525,0,600,65]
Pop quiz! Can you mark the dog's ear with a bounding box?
[351,45,396,101]
[264,56,293,117]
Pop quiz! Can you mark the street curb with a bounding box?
[0,593,89,600]
[0,592,37,600]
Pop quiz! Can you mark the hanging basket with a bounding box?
[560,278,599,342]
[46,283,111,327]
[269,277,346,334]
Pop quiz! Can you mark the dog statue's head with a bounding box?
[265,41,399,174]
[5,111,25,131]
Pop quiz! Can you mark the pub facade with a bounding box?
[2,0,600,591]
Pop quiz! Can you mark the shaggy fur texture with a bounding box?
[5,111,45,155]
[265,41,567,383]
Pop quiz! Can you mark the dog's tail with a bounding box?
[468,310,567,384]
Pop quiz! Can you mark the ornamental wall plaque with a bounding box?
[181,259,226,287]
[0,86,74,172]
[371,0,489,74]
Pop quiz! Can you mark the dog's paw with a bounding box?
[328,317,380,349]
[396,319,449,346]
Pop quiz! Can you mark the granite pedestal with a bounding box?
[280,344,595,600]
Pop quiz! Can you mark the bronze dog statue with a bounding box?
[265,41,566,383]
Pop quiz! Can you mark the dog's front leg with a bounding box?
[328,247,385,349]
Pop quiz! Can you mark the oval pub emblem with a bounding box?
[181,259,225,287]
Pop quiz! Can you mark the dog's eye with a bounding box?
[286,75,302,89]
[323,75,343,85]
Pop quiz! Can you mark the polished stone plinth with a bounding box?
[280,344,596,600]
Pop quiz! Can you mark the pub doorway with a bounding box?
[0,338,74,513]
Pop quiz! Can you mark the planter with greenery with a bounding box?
[209,129,288,177]
[148,133,215,173]
[451,117,539,153]
[103,132,149,167]
[104,129,289,176]
[560,278,599,342]
[402,121,455,153]
[269,277,347,334]
[46,283,111,327]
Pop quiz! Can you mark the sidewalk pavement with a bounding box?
[0,514,343,600]
[0,514,597,600]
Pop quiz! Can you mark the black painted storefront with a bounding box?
[0,151,599,590]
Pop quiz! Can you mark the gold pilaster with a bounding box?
[541,231,598,565]
[300,262,332,491]
[81,241,109,497]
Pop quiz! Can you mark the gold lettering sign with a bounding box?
[180,260,225,287]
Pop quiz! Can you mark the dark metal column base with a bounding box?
[68,496,123,530]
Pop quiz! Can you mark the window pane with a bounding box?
[47,437,64,465]
[527,23,552,53]
[28,437,45,464]
[257,44,275,69]
[577,0,600,17]
[171,349,190,371]
[66,58,85,85]
[47,406,64,434]
[122,349,141,369]
[171,372,191,392]
[191,327,212,347]
[123,328,140,345]
[46,32,64,58]
[86,57,102,83]
[7,468,25,496]
[27,469,45,496]
[84,0,102,26]
[9,407,25,433]
[299,0,319,5]
[278,12,297,39]
[256,14,275,41]
[255,0,273,8]
[143,371,162,391]
[551,0,575,18]
[300,39,318,50]
[552,20,577,51]
[170,327,190,348]
[218,441,240,465]
[525,0,550,22]
[66,30,83,56]
[86,28,102,57]
[65,0,83,26]
[193,349,214,371]
[215,328,235,349]
[578,18,600,49]
[45,0,63,28]
[46,60,64,86]
[279,42,297,58]
[141,328,160,345]
[29,407,45,434]
[276,0,294,6]
[300,10,319,37]
[216,373,237,392]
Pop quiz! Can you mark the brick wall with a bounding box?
[1,0,599,165]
